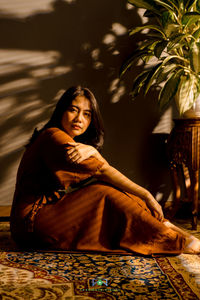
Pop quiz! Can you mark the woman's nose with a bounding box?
[74,112,83,122]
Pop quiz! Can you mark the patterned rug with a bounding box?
[0,220,200,299]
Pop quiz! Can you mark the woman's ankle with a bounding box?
[184,236,200,254]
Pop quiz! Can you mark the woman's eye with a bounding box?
[84,112,91,118]
[68,107,78,113]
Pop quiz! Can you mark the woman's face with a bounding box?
[61,96,92,138]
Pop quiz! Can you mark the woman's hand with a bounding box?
[66,142,97,164]
[145,196,164,222]
[95,164,165,223]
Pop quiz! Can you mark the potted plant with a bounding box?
[121,0,200,117]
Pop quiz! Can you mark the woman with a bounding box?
[10,86,200,255]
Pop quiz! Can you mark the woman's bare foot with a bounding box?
[184,236,200,254]
[163,220,200,254]
[163,221,191,237]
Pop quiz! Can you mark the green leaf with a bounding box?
[182,12,200,27]
[142,54,154,63]
[197,0,200,12]
[176,74,198,114]
[139,39,162,50]
[156,63,178,84]
[154,40,168,57]
[183,0,196,10]
[158,69,184,111]
[193,27,200,40]
[143,10,157,18]
[131,69,151,98]
[164,24,180,37]
[164,0,180,11]
[161,54,187,66]
[190,42,200,72]
[147,33,166,39]
[161,11,176,28]
[144,63,163,94]
[154,0,174,12]
[128,0,161,14]
[167,33,188,51]
[138,40,162,54]
[129,25,166,39]
[120,50,150,77]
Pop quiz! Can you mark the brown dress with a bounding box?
[10,127,186,255]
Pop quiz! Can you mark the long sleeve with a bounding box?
[41,128,104,190]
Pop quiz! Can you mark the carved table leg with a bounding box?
[182,164,192,201]
[167,166,181,218]
[189,168,199,230]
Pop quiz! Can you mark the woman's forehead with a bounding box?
[71,96,91,110]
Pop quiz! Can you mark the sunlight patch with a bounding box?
[102,34,116,45]
[111,23,127,36]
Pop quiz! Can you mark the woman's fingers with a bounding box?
[158,213,164,222]
[157,210,164,222]
[66,146,86,163]
[66,142,78,153]
[68,152,80,162]
[67,147,76,155]
[66,147,79,162]
[66,144,81,159]
[147,200,164,222]
[154,204,164,221]
[66,142,95,163]
[75,157,85,164]
[67,142,78,146]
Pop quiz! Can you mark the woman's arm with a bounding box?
[95,163,164,222]
[66,142,164,221]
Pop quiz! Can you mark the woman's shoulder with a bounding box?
[40,127,74,145]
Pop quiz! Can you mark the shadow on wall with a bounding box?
[0,0,170,206]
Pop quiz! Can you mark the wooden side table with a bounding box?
[167,118,200,230]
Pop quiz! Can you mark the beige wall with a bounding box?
[0,0,173,207]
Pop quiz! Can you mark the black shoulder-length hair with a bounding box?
[27,86,105,150]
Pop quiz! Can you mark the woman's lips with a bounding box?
[72,124,82,130]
